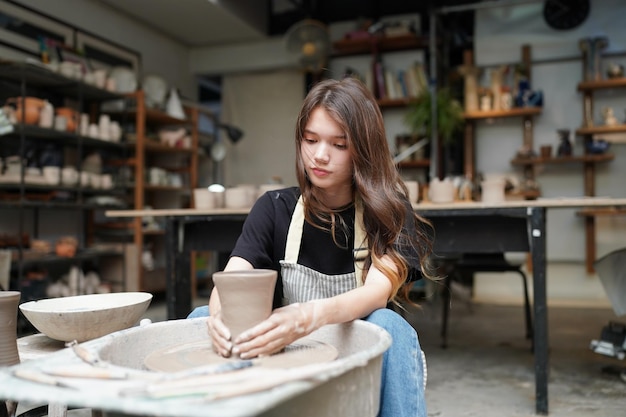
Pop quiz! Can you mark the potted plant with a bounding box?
[404,88,464,145]
[404,88,464,181]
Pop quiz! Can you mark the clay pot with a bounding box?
[55,236,78,258]
[6,97,45,125]
[0,291,20,367]
[212,269,277,344]
[56,107,79,132]
[429,178,455,204]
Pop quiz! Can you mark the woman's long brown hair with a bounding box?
[295,77,435,301]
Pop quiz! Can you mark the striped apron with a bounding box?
[280,196,368,305]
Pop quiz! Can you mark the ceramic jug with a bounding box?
[0,291,20,368]
[212,269,277,345]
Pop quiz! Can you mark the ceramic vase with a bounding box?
[212,269,277,343]
[557,129,573,157]
[0,291,20,367]
[579,37,608,81]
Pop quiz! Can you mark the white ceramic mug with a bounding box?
[88,123,99,138]
[54,115,67,132]
[429,178,455,204]
[404,180,420,204]
[481,179,506,203]
[42,166,60,185]
[225,187,250,209]
[100,174,113,189]
[61,166,78,185]
[193,188,215,209]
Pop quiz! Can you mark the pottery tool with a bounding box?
[124,360,341,400]
[13,368,81,389]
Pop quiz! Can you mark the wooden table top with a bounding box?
[105,197,626,218]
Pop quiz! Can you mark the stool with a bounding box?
[441,253,533,349]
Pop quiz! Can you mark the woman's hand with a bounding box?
[232,302,320,359]
[207,310,233,357]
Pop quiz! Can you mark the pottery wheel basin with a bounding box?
[98,318,390,416]
[1,318,391,417]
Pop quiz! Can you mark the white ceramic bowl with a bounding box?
[193,188,215,209]
[19,292,153,342]
[42,166,61,185]
[225,187,251,209]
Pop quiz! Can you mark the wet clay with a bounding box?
[145,269,338,372]
[143,336,338,372]
[212,269,277,341]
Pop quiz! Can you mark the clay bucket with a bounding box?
[0,291,20,368]
[6,97,45,125]
[0,292,20,417]
[212,269,277,341]
[90,319,391,417]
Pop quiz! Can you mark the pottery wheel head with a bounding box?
[143,337,338,372]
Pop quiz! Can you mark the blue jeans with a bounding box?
[187,306,427,417]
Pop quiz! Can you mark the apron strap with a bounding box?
[285,196,368,286]
[284,196,306,263]
[353,198,367,285]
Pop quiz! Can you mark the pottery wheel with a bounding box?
[144,337,339,372]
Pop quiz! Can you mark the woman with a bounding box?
[189,77,434,417]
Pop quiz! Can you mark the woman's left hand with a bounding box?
[232,302,319,359]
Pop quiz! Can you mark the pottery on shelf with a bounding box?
[165,88,186,120]
[6,96,45,125]
[606,63,624,79]
[212,269,277,345]
[602,107,618,126]
[556,129,573,157]
[579,36,609,81]
[428,178,455,204]
[585,139,610,155]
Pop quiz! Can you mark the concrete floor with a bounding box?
[142,288,626,417]
[402,294,626,417]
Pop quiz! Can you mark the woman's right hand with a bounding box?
[207,310,233,357]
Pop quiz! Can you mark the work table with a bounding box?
[106,196,626,217]
[106,196,626,415]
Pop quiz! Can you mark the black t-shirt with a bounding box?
[230,186,423,306]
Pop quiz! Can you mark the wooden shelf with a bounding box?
[144,141,194,154]
[332,34,429,56]
[398,159,430,169]
[511,153,614,165]
[577,77,626,91]
[0,125,126,149]
[0,60,123,101]
[575,124,626,136]
[510,189,541,200]
[143,184,187,192]
[378,97,419,108]
[463,107,542,120]
[576,207,626,217]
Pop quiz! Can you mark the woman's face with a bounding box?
[301,107,353,205]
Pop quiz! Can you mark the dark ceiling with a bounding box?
[269,0,477,36]
[269,0,475,66]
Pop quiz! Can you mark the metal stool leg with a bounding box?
[515,269,533,338]
[440,274,452,349]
